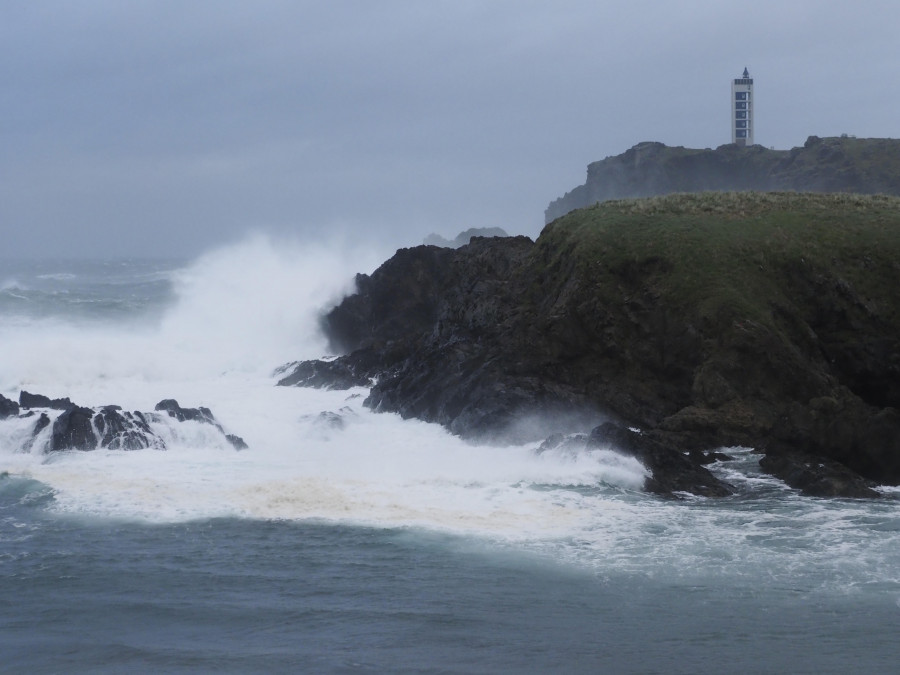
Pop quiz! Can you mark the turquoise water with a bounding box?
[1,245,899,673]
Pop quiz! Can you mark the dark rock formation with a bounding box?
[20,391,75,410]
[587,423,732,497]
[33,412,50,436]
[279,193,900,497]
[94,406,160,451]
[50,406,97,451]
[759,450,879,498]
[225,434,248,451]
[0,391,246,453]
[154,399,247,450]
[0,393,19,419]
[546,137,900,223]
[154,399,217,425]
[688,448,734,465]
[275,359,372,389]
[278,236,603,443]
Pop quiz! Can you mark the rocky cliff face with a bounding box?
[279,192,900,498]
[546,137,900,223]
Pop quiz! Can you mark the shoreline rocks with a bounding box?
[1,392,246,453]
[278,194,900,499]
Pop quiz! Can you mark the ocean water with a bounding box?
[1,238,899,674]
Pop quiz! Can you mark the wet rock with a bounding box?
[759,450,880,499]
[33,412,50,435]
[1,391,248,454]
[688,448,734,465]
[94,406,160,451]
[19,391,75,410]
[0,393,19,419]
[537,432,589,455]
[276,358,373,389]
[225,434,248,450]
[587,423,733,498]
[50,406,97,451]
[154,399,247,450]
[278,196,900,496]
[154,399,218,425]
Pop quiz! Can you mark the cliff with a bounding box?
[279,192,900,498]
[546,137,900,223]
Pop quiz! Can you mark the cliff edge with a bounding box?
[546,137,900,223]
[280,192,900,498]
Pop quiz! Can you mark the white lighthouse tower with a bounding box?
[732,67,753,146]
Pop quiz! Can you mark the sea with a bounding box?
[1,237,899,674]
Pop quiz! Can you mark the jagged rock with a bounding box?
[50,406,97,451]
[51,405,161,452]
[154,399,247,450]
[20,391,75,410]
[33,412,50,435]
[759,450,879,498]
[276,358,372,389]
[225,434,248,450]
[688,448,734,465]
[587,423,733,498]
[94,406,159,451]
[1,391,247,454]
[535,433,596,460]
[23,413,51,453]
[154,399,218,425]
[0,393,19,419]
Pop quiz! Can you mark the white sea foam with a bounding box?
[1,237,899,592]
[0,237,646,531]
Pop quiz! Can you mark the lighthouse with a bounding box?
[732,67,753,146]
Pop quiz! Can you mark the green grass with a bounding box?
[536,192,900,328]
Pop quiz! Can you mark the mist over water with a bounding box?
[0,238,647,532]
[2,238,900,672]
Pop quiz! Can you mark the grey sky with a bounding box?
[3,1,898,259]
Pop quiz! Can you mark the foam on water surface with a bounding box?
[1,237,899,596]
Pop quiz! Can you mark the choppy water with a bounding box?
[1,239,899,674]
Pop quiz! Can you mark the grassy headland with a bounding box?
[539,191,900,328]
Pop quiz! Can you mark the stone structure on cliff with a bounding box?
[545,136,900,223]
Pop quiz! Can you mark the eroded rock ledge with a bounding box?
[279,193,900,498]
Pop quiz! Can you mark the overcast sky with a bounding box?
[3,1,899,259]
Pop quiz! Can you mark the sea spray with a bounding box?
[0,235,380,397]
[0,240,897,596]
[0,237,647,533]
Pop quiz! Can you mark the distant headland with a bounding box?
[546,136,900,223]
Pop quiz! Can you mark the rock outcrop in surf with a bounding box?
[0,391,247,452]
[278,192,900,499]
